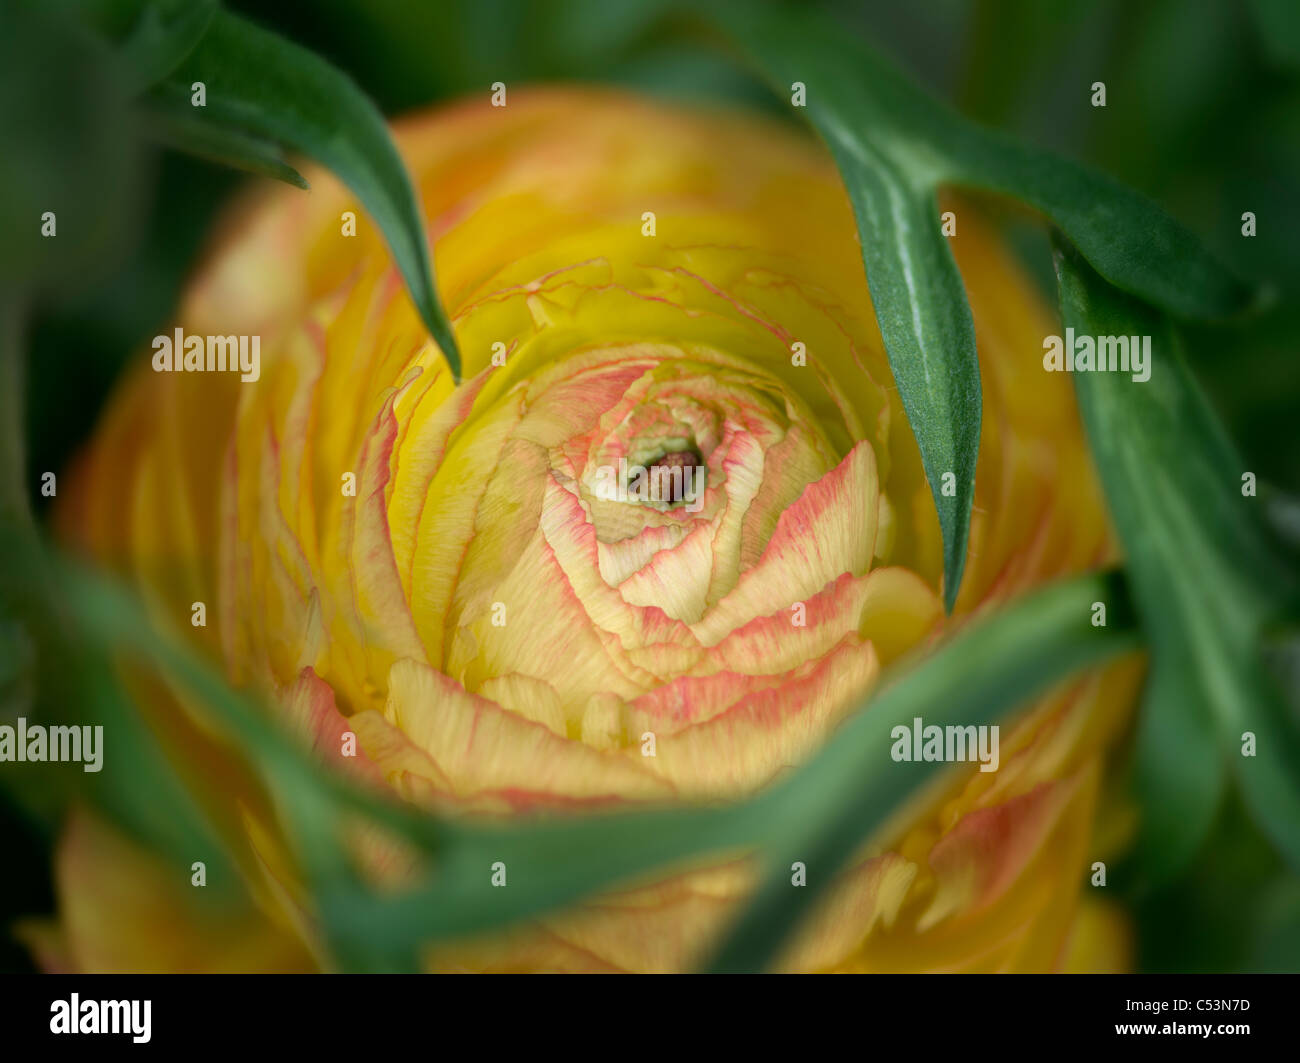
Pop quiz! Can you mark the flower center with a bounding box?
[646,448,704,506]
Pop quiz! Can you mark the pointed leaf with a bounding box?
[140,105,308,188]
[1054,238,1300,876]
[148,9,460,374]
[711,3,980,610]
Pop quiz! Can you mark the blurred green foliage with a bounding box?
[4,0,1299,972]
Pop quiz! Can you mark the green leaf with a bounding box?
[1053,237,1300,877]
[321,803,759,959]
[62,554,449,851]
[947,130,1256,319]
[145,9,460,375]
[698,0,1252,609]
[835,166,979,614]
[706,568,1140,972]
[707,2,980,612]
[0,531,236,886]
[113,0,217,95]
[706,2,1254,322]
[140,106,308,188]
[1130,658,1227,887]
[43,541,763,967]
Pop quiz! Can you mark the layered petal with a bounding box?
[51,88,1139,975]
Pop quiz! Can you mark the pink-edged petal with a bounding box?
[279,666,384,786]
[918,773,1084,931]
[702,428,766,605]
[344,378,430,677]
[693,439,878,646]
[388,366,488,591]
[705,565,942,677]
[597,520,690,587]
[738,421,835,570]
[363,659,672,807]
[444,490,653,706]
[635,637,879,798]
[616,518,717,622]
[539,474,699,653]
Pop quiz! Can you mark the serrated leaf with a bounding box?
[147,9,460,375]
[1054,238,1300,876]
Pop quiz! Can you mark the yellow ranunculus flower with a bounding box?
[40,89,1141,973]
